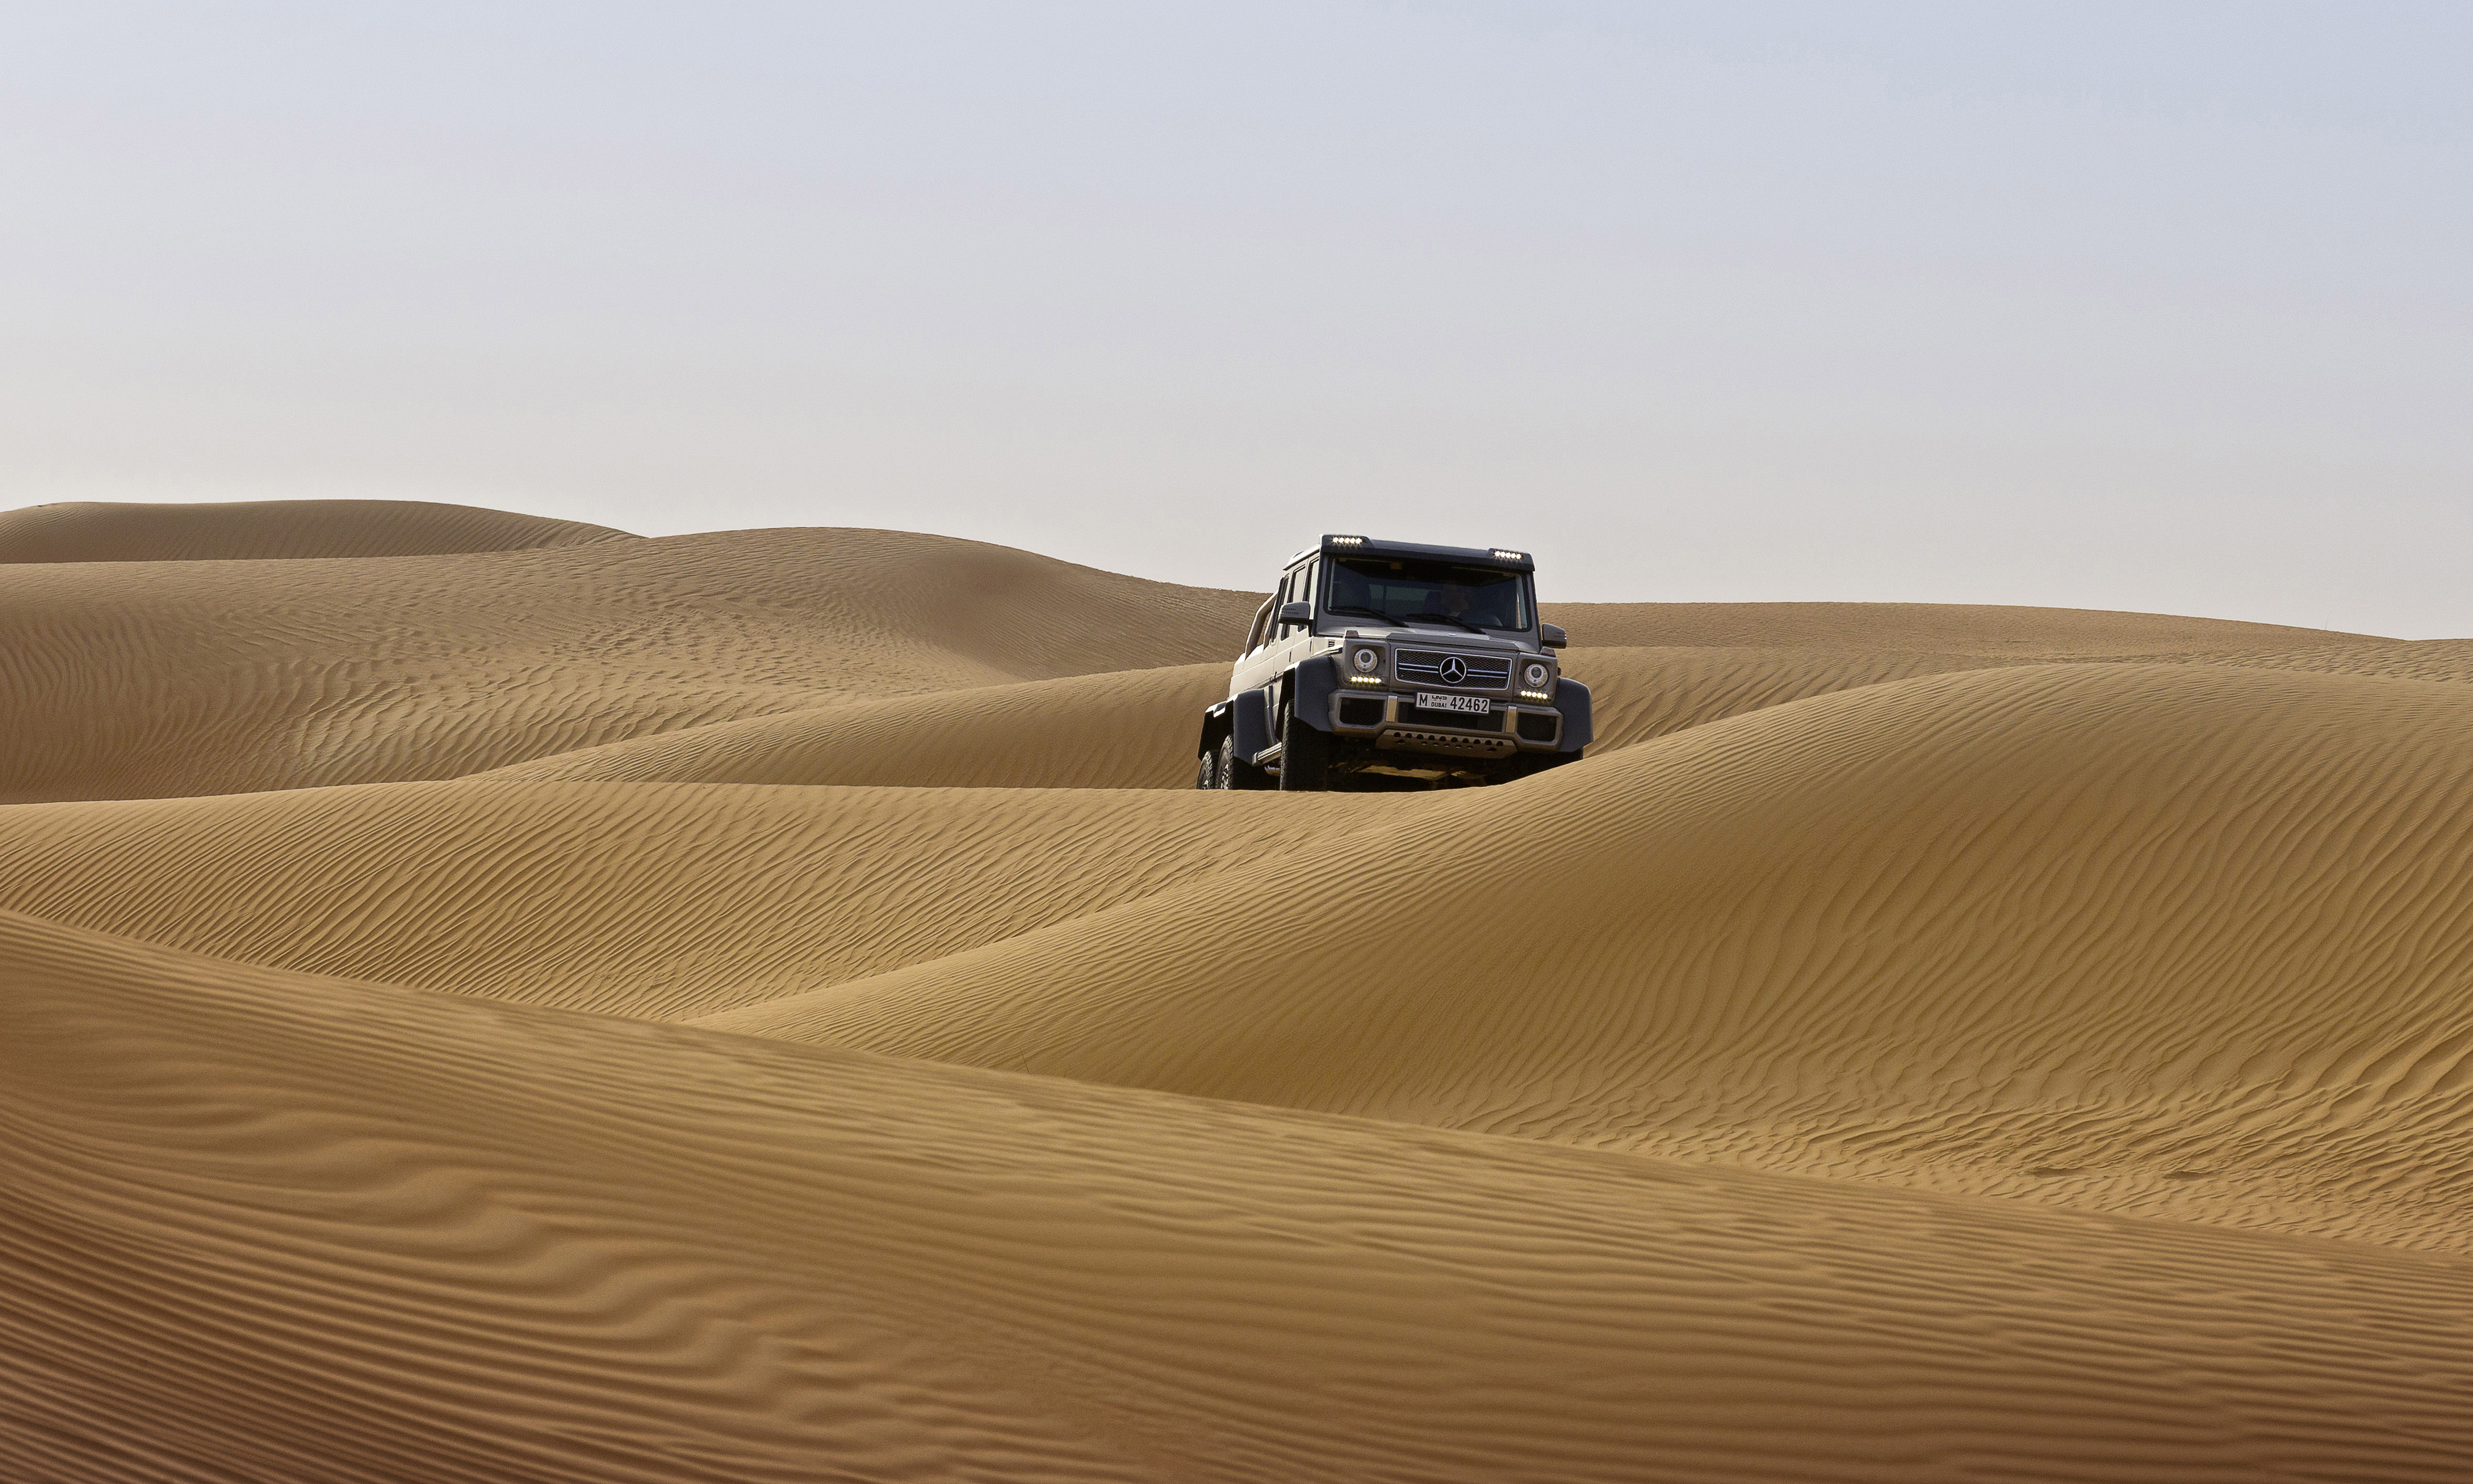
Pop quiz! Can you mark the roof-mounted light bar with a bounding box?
[1316,534,1534,570]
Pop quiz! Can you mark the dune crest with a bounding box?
[0,498,634,562]
[1545,598,2380,653]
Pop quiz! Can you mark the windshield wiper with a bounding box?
[1325,604,1397,624]
[1405,611,1488,634]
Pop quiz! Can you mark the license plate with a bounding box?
[1415,691,1492,714]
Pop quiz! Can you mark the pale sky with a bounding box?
[5,3,2467,634]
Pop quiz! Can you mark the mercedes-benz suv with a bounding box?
[1195,534,1592,791]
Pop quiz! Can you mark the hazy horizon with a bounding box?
[6,3,2467,635]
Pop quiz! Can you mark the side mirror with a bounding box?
[1277,601,1314,628]
[1540,623,1568,649]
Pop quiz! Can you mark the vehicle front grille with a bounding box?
[1393,649,1512,689]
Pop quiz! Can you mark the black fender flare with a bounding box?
[1553,677,1594,753]
[1286,654,1339,735]
[1230,689,1273,760]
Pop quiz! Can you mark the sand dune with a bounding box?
[484,640,2469,790]
[0,780,1395,1020]
[708,663,2473,1251]
[11,909,2473,1483]
[478,638,2469,790]
[0,525,1257,802]
[7,498,2471,1480]
[2150,637,2473,685]
[484,664,1231,789]
[488,650,1992,787]
[1544,598,2378,653]
[1567,644,2006,752]
[0,498,633,562]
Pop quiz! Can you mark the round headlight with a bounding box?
[1352,646,1380,673]
[1522,661,1550,688]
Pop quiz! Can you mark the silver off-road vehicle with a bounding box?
[1196,534,1592,791]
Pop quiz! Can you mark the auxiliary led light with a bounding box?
[1329,534,1366,545]
[1490,549,1523,560]
[1519,689,1553,701]
[1348,675,1386,686]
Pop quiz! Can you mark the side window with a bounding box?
[1277,565,1306,635]
[1243,599,1272,654]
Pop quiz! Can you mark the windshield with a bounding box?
[1325,557,1532,632]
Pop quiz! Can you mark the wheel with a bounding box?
[1220,733,1278,790]
[1278,710,1331,791]
[1196,746,1217,789]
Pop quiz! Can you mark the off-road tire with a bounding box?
[1218,736,1273,791]
[1196,749,1216,789]
[1278,710,1331,791]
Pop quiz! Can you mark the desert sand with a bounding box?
[7,501,2472,1481]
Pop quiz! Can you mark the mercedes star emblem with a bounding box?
[1439,656,1467,685]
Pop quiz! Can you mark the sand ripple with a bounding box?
[10,912,2473,1482]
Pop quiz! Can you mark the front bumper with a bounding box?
[1324,689,1562,757]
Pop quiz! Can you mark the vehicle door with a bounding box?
[1274,557,1320,671]
[1230,594,1273,696]
[1266,557,1322,727]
